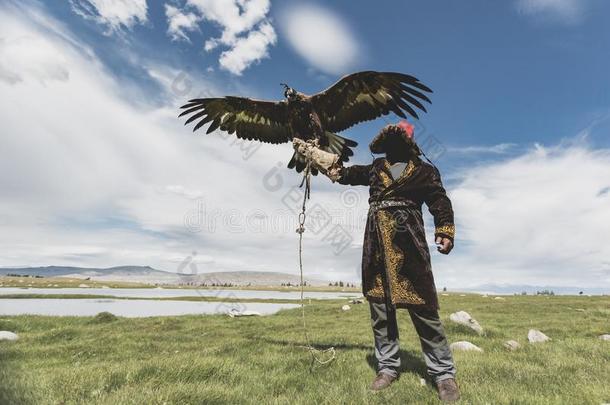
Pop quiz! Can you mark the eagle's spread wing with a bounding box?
[310,71,433,133]
[179,97,291,144]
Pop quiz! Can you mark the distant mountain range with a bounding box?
[461,284,608,296]
[0,266,328,286]
[1,267,606,294]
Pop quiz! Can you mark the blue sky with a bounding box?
[40,0,610,158]
[1,0,609,289]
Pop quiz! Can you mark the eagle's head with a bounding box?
[281,83,304,102]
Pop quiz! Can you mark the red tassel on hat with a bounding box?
[397,120,414,139]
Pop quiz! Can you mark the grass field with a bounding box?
[0,276,151,289]
[0,294,609,404]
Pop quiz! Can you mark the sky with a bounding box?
[1,0,609,290]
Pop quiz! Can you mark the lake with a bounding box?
[0,287,361,300]
[0,298,299,317]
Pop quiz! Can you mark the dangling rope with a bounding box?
[296,160,336,366]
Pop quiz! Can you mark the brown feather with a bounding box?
[310,71,432,133]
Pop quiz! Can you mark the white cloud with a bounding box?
[165,4,200,42]
[175,0,276,75]
[279,3,360,75]
[188,0,270,45]
[164,185,203,200]
[70,0,148,33]
[439,143,610,288]
[218,21,276,75]
[516,0,584,23]
[448,143,517,155]
[0,3,360,280]
[0,36,70,84]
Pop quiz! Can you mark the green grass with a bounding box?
[0,294,608,404]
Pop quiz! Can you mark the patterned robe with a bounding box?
[338,157,455,310]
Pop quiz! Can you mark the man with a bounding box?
[294,121,460,402]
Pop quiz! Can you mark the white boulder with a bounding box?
[503,340,521,351]
[450,341,483,352]
[528,329,550,343]
[227,309,261,317]
[341,304,351,311]
[449,311,483,334]
[0,331,19,341]
[599,334,610,341]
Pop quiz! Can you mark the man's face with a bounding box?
[384,131,420,161]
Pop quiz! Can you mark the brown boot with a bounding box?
[370,372,397,391]
[437,378,460,402]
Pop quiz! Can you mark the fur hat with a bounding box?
[369,120,420,155]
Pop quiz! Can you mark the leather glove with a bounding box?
[293,139,342,182]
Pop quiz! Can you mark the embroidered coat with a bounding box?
[338,157,455,310]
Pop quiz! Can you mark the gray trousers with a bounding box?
[369,301,456,383]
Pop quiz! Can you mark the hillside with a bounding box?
[0,266,328,286]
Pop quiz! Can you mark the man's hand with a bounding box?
[292,138,341,182]
[292,138,314,157]
[435,236,453,255]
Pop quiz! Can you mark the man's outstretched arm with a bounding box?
[336,164,371,186]
[293,138,370,186]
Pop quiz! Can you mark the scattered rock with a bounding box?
[459,294,466,297]
[350,299,364,304]
[528,329,550,343]
[494,296,505,300]
[503,340,521,350]
[599,334,610,341]
[78,284,90,288]
[342,305,351,311]
[449,311,483,334]
[101,285,110,289]
[481,294,488,298]
[0,331,19,341]
[574,308,586,312]
[419,378,427,386]
[450,341,483,352]
[228,309,261,317]
[441,293,449,296]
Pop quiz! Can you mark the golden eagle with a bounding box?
[179,71,432,173]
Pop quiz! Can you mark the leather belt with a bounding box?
[368,200,417,213]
